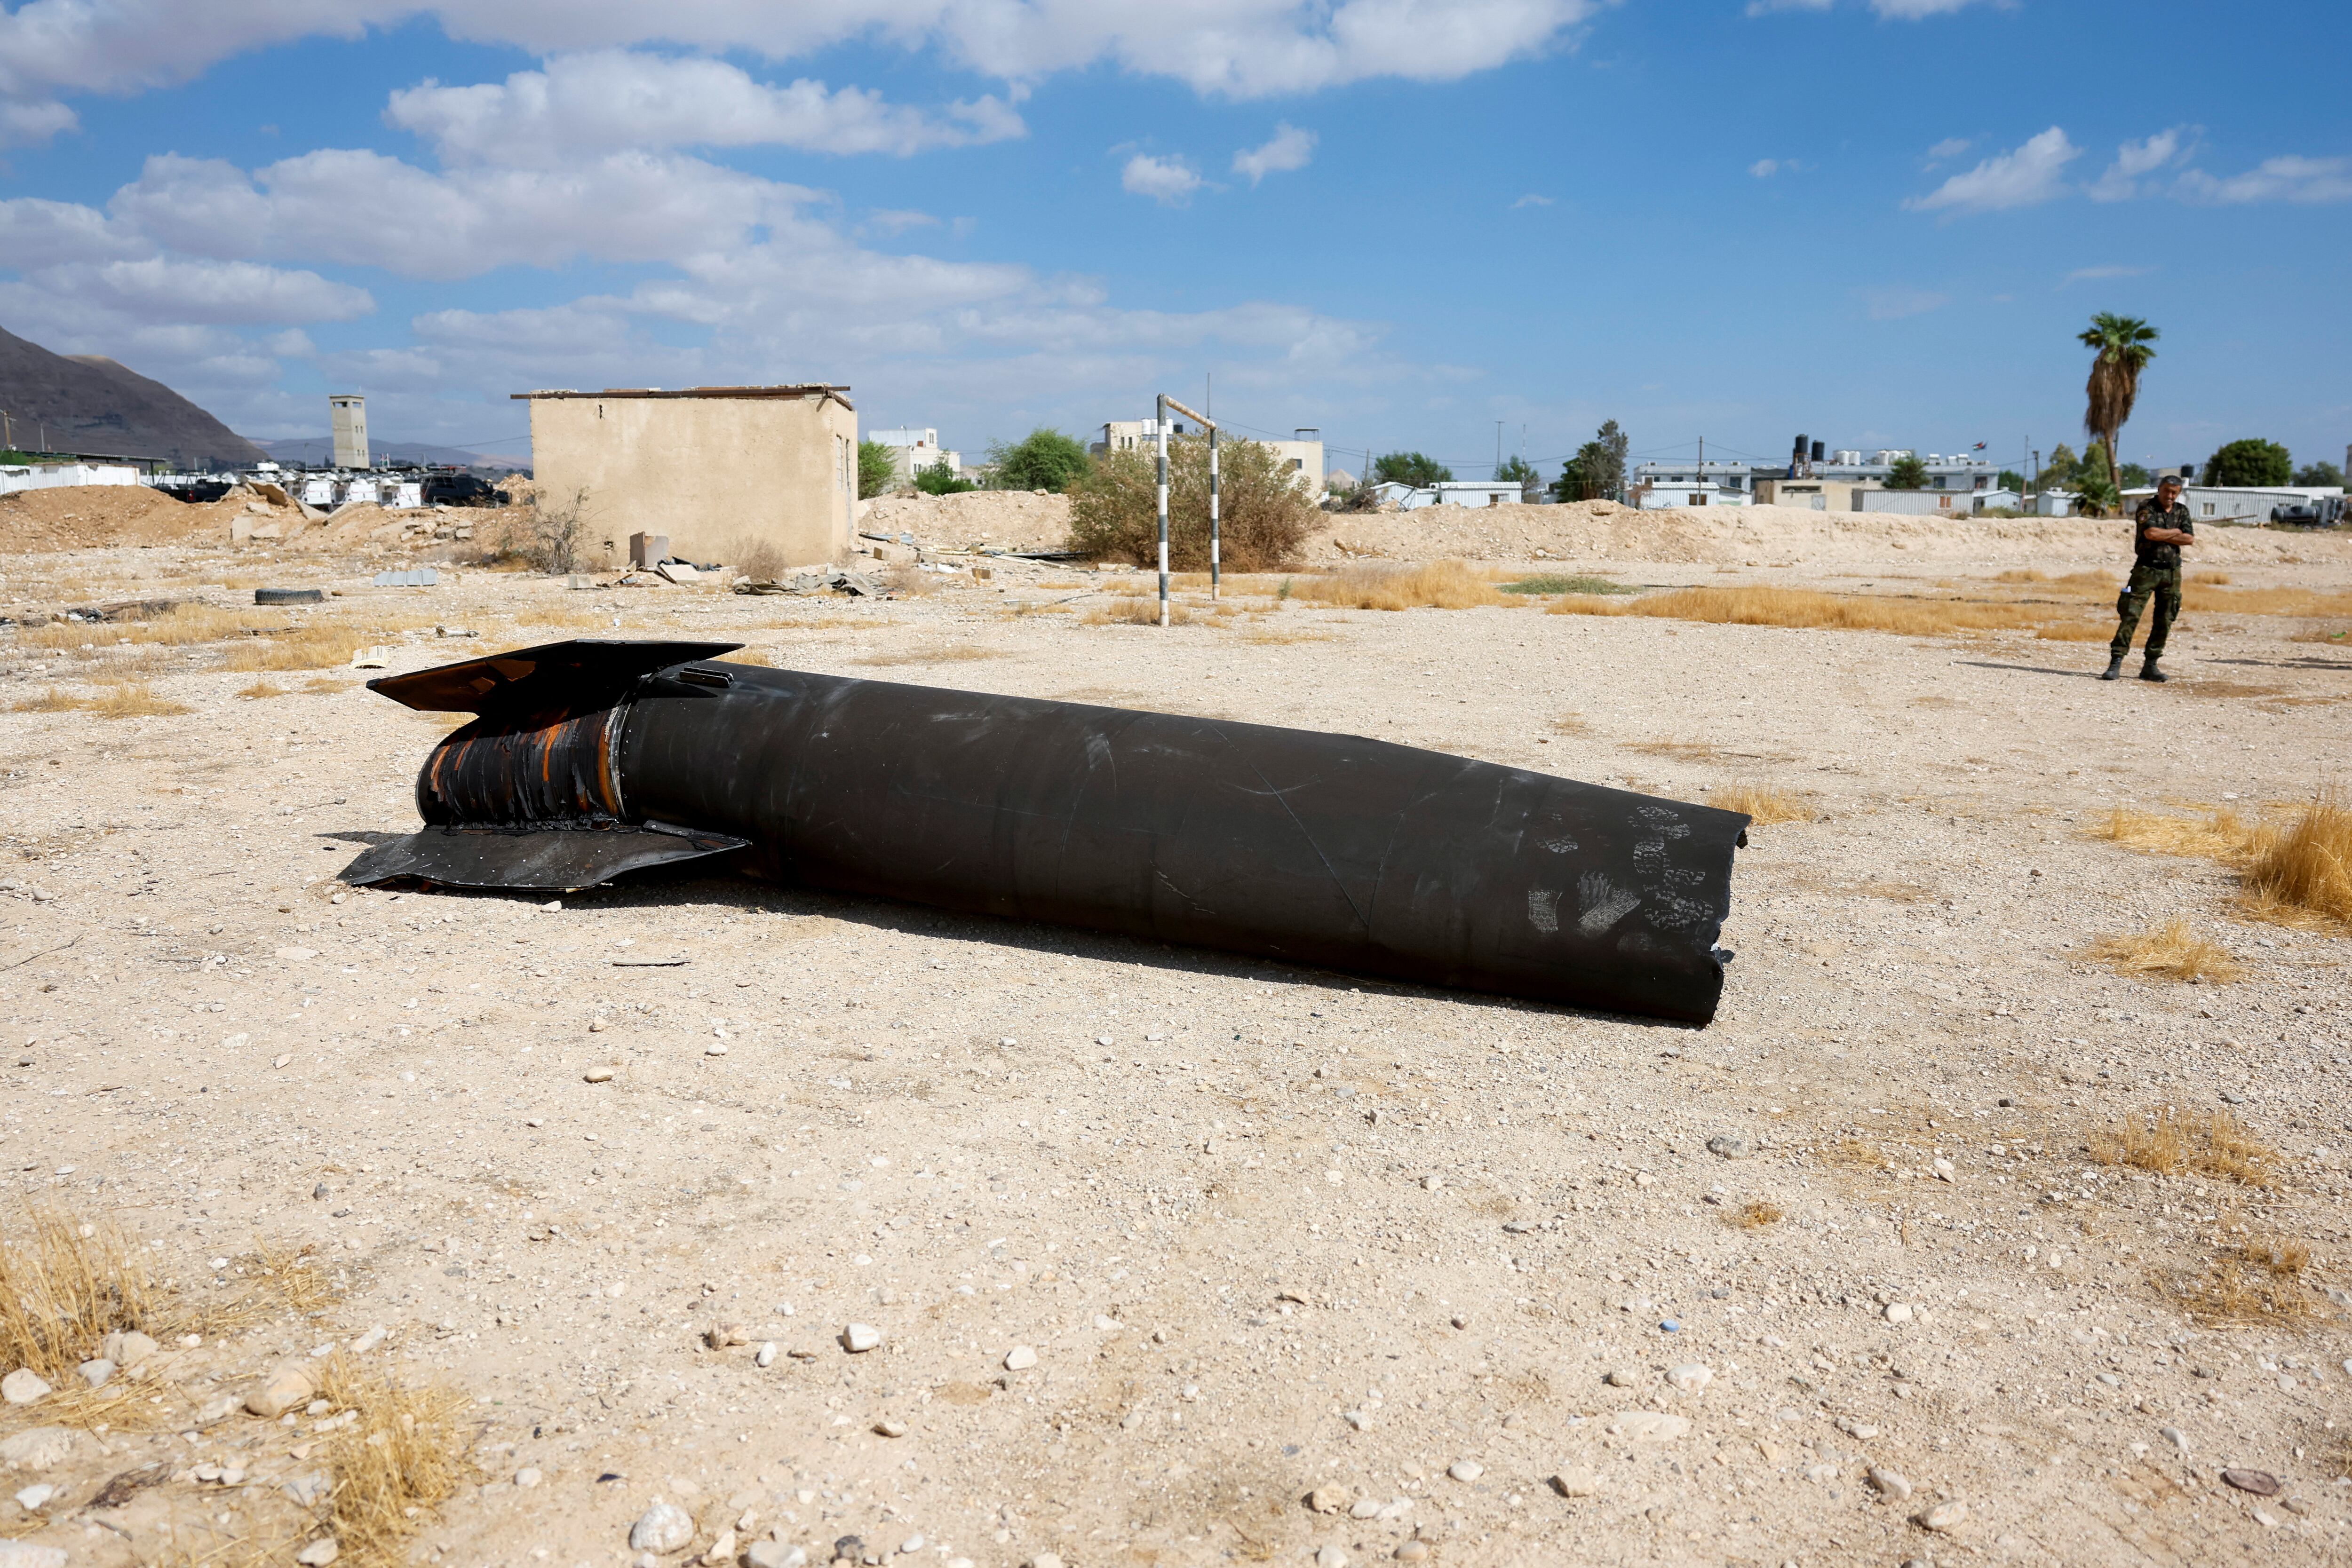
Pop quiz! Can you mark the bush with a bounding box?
[1885,453,1929,490]
[914,458,977,495]
[2203,438,2292,488]
[987,428,1091,492]
[1068,436,1318,570]
[857,440,898,499]
[509,485,590,572]
[1372,451,1451,487]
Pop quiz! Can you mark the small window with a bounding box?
[2201,503,2215,516]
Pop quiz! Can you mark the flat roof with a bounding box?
[512,384,853,410]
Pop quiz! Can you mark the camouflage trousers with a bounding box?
[2110,559,2182,660]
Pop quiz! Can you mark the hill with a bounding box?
[0,323,265,468]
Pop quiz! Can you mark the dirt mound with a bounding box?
[0,483,222,551]
[859,489,1072,552]
[1306,499,2352,570]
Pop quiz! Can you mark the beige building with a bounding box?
[1093,420,1325,493]
[515,384,857,569]
[1750,476,1879,511]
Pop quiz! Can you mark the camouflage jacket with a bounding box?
[2132,498,2194,569]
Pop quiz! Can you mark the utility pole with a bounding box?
[1495,421,1504,480]
[1155,396,1170,628]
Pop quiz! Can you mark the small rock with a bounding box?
[2222,1468,2280,1497]
[0,1370,51,1406]
[756,1342,779,1369]
[12,1483,54,1511]
[247,1363,318,1418]
[1705,1134,1751,1160]
[349,1326,389,1354]
[1604,1368,1637,1387]
[1665,1363,1712,1392]
[515,1467,542,1488]
[1606,1411,1690,1442]
[78,1358,114,1389]
[1835,1417,1880,1440]
[1394,1544,1431,1563]
[295,1540,340,1567]
[1027,1555,1065,1568]
[1447,1460,1483,1482]
[1931,1157,1954,1181]
[746,1544,805,1568]
[898,1537,923,1556]
[0,1545,67,1568]
[630,1501,695,1553]
[1884,1302,1915,1325]
[873,1419,906,1438]
[1316,1548,1348,1568]
[706,1530,737,1561]
[1004,1345,1038,1371]
[1918,1499,1969,1532]
[841,1323,881,1354]
[1549,1467,1599,1498]
[706,1041,728,1056]
[2161,1425,2191,1456]
[1349,1497,1382,1519]
[1868,1466,1913,1500]
[0,1428,75,1471]
[705,1323,748,1349]
[100,1331,159,1369]
[584,1067,616,1083]
[1308,1485,1352,1514]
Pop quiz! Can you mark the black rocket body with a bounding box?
[345,640,1747,1023]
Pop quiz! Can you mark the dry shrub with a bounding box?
[250,1238,338,1314]
[86,682,189,719]
[857,642,1006,665]
[1729,1200,1784,1229]
[0,1210,158,1383]
[2189,570,2233,586]
[2091,1107,2277,1187]
[1069,436,1317,570]
[1500,572,1633,596]
[2165,1251,2318,1327]
[316,1354,470,1564]
[2239,788,2352,929]
[2185,584,2352,618]
[1711,782,1813,825]
[237,679,287,699]
[2081,918,2243,982]
[879,564,938,596]
[1628,736,1724,762]
[1086,594,1193,626]
[1297,560,1505,611]
[220,624,379,673]
[730,536,791,582]
[1548,583,2106,640]
[1821,1138,1895,1172]
[10,686,82,713]
[1551,713,1590,736]
[2092,804,2258,861]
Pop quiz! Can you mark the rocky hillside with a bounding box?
[0,323,264,468]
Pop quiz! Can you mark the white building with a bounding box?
[1634,452,1999,500]
[1369,480,1525,509]
[0,460,139,495]
[2122,484,2346,525]
[869,427,961,486]
[1635,483,1752,509]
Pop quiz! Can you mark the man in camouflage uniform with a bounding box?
[2102,472,2196,682]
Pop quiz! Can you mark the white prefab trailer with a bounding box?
[1857,489,1971,515]
[0,462,139,495]
[2152,485,2347,524]
[1634,485,1751,509]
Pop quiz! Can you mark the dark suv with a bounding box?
[420,472,503,507]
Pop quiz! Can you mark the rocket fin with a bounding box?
[368,638,743,715]
[340,823,748,893]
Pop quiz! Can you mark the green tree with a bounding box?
[2202,438,2291,487]
[1997,469,2026,492]
[857,439,898,499]
[986,428,1092,492]
[1549,457,1588,504]
[1495,454,1540,500]
[1372,451,1451,488]
[2118,461,2151,489]
[2078,311,2160,497]
[1069,435,1318,570]
[914,457,977,495]
[2294,459,2346,487]
[1885,452,1930,490]
[1550,420,1629,503]
[2074,472,2121,517]
[2040,442,2080,490]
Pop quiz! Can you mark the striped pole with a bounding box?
[1208,424,1220,600]
[1155,395,1170,628]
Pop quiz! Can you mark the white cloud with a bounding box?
[2087,126,2191,202]
[1744,0,1831,16]
[2061,264,2153,285]
[2176,155,2352,206]
[1905,126,2079,214]
[1867,0,1996,16]
[1510,193,1553,207]
[385,50,1023,164]
[1924,136,1971,161]
[0,0,1603,138]
[1748,158,1780,177]
[1232,123,1316,184]
[0,197,149,267]
[1121,153,1202,205]
[22,256,372,325]
[1863,287,1949,320]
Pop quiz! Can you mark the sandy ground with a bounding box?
[0,501,2347,1568]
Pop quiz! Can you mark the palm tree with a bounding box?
[2078,313,2159,499]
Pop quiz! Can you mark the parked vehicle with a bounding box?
[420,471,503,507]
[2270,497,2344,528]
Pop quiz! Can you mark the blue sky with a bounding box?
[2,0,2346,479]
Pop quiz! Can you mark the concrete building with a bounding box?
[330,395,369,470]
[1634,482,1752,509]
[1751,477,1875,510]
[0,460,138,496]
[1093,420,1323,493]
[1265,430,1325,493]
[1368,480,1525,509]
[868,427,960,487]
[515,384,857,570]
[1635,452,1999,501]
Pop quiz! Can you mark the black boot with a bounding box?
[2099,656,2125,681]
[2139,657,2168,683]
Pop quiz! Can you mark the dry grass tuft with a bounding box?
[1711,782,1814,825]
[715,647,774,666]
[236,679,287,699]
[86,682,190,718]
[220,623,384,673]
[1499,572,1634,596]
[1086,594,1193,626]
[2091,804,2258,861]
[250,1238,339,1314]
[316,1354,471,1564]
[1550,713,1590,736]
[2164,1251,2319,1327]
[857,641,1008,665]
[2189,570,2233,586]
[2091,1107,2278,1187]
[2080,918,2243,982]
[1298,560,1508,611]
[0,1210,158,1383]
[1728,1200,1784,1229]
[1547,583,2110,640]
[10,685,83,713]
[1627,736,1725,763]
[2239,788,2352,929]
